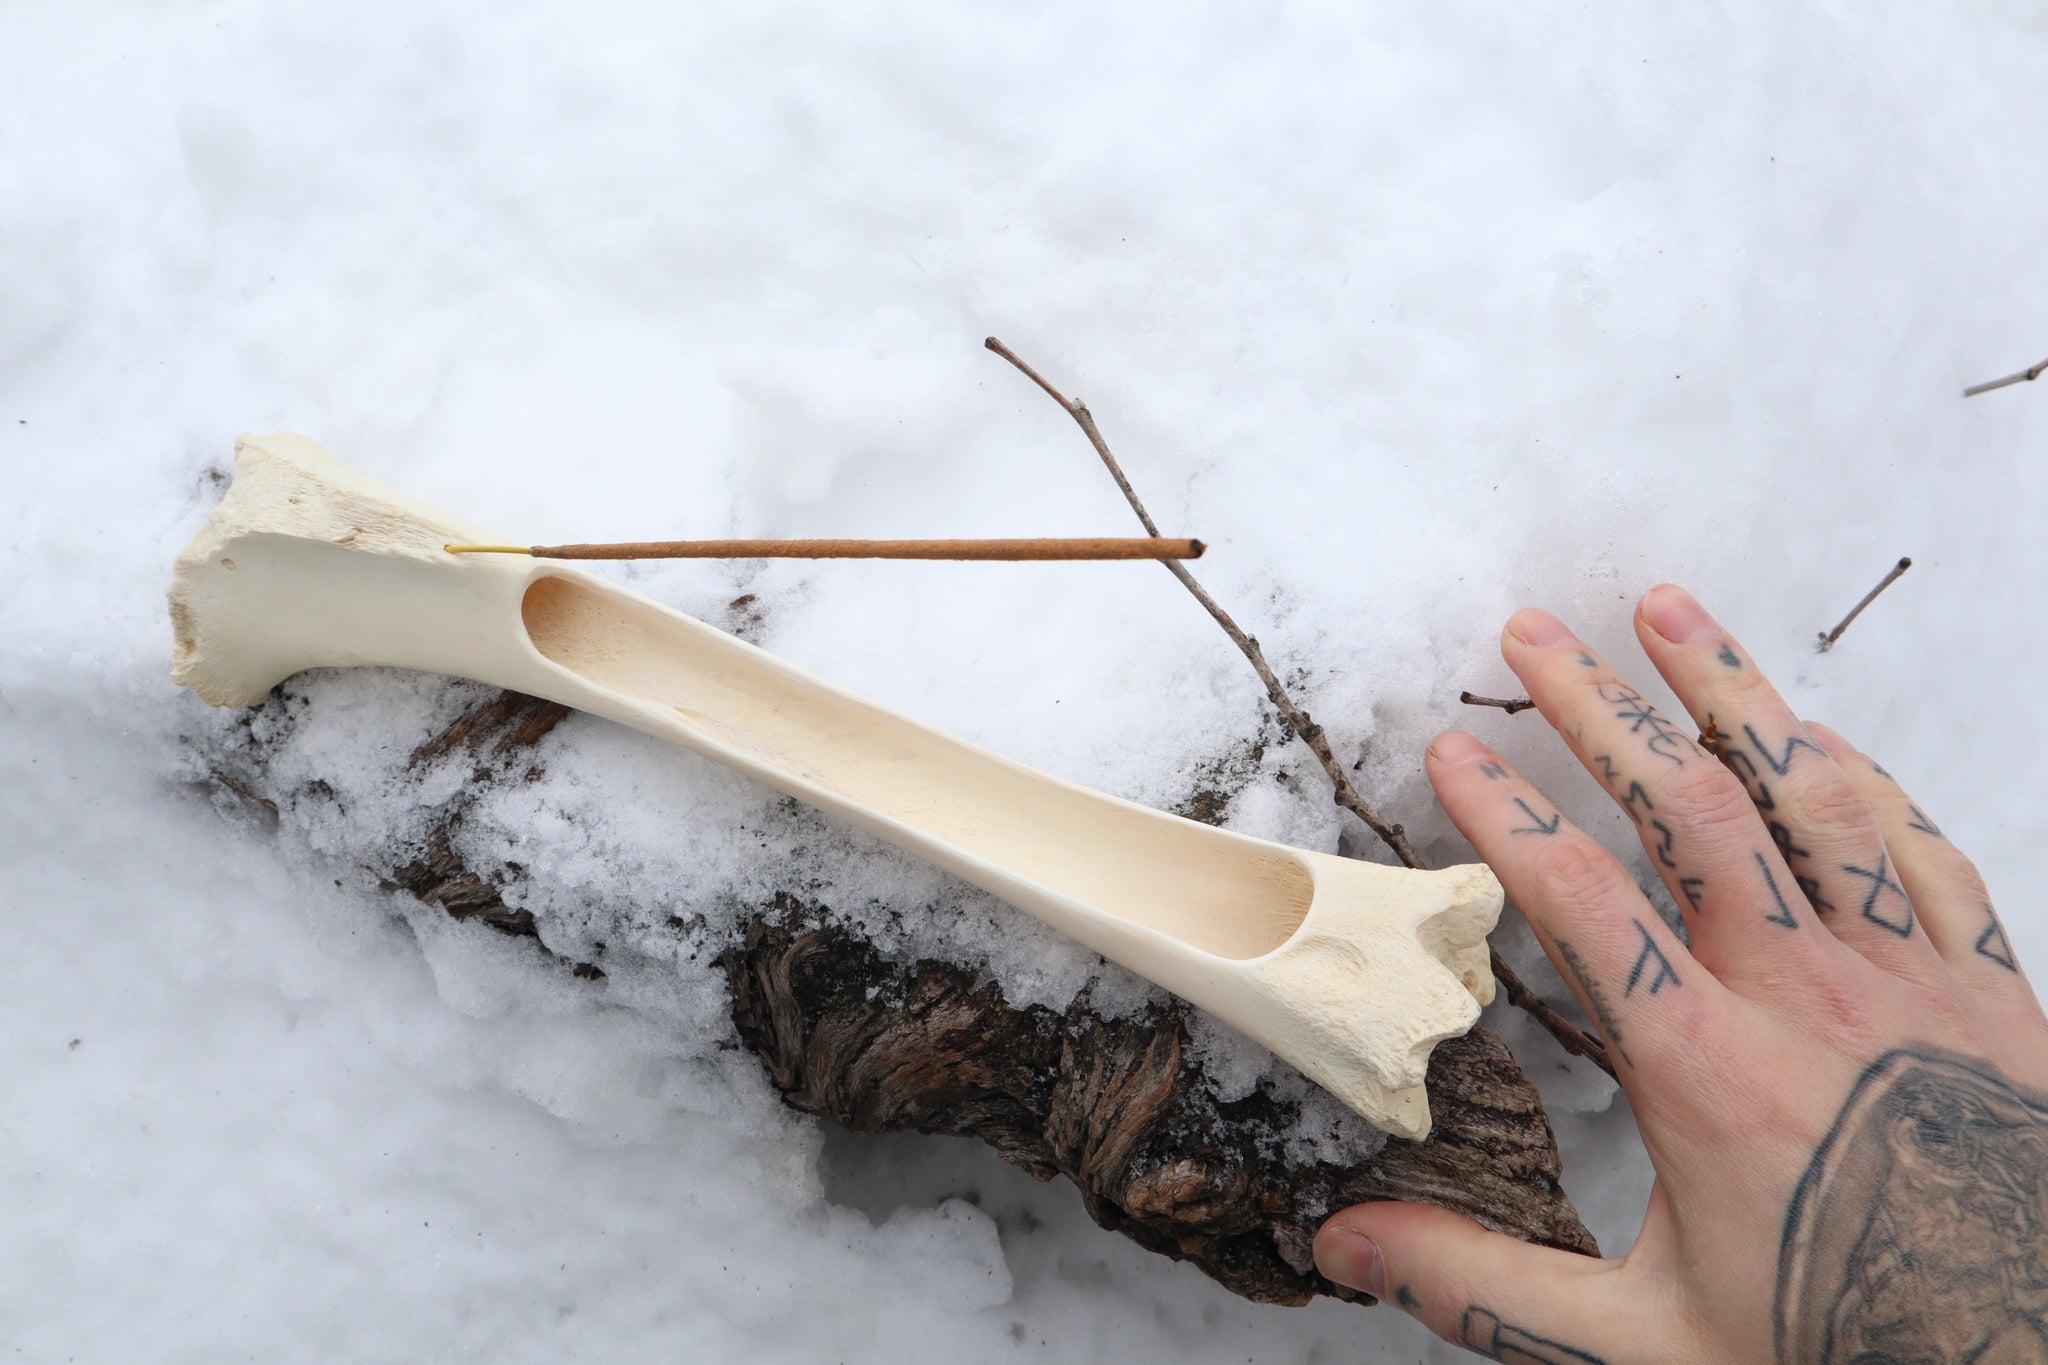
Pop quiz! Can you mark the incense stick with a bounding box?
[444,537,1206,561]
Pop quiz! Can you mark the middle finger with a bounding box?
[1632,584,1945,980]
[1498,608,1842,990]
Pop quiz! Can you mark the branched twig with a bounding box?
[1460,692,1536,716]
[985,336,1615,1079]
[1817,557,1912,653]
[1964,357,2048,398]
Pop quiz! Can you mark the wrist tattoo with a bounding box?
[1776,1049,2048,1363]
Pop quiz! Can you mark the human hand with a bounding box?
[1315,586,2048,1363]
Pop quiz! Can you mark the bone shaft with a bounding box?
[529,537,1205,561]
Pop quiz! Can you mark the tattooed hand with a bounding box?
[1315,587,2048,1363]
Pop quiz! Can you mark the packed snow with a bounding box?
[5,3,2047,1361]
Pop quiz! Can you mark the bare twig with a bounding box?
[1460,692,1536,716]
[1817,557,1912,653]
[1697,719,1722,759]
[986,336,1614,1078]
[446,537,1205,561]
[1964,357,2048,398]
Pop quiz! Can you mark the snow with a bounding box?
[5,2,2048,1360]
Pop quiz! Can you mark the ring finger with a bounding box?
[1632,586,1945,978]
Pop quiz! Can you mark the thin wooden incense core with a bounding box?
[444,537,1206,561]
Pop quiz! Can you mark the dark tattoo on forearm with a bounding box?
[1509,797,1562,836]
[1460,1306,1607,1363]
[1556,939,1631,1066]
[1744,723,1825,777]
[1975,906,2018,972]
[1755,852,1801,929]
[1775,1049,2048,1363]
[1843,851,1913,937]
[1624,920,1680,997]
[1599,683,1692,769]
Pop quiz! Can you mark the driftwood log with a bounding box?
[196,681,1597,1307]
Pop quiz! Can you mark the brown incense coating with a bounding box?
[518,536,1206,561]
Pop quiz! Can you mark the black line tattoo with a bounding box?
[1509,797,1562,836]
[1650,819,1677,868]
[1755,852,1801,929]
[1620,780,1654,826]
[1843,852,1913,937]
[1460,1306,1607,1364]
[1722,749,1777,811]
[1479,761,1509,781]
[1624,920,1680,997]
[1769,819,1810,863]
[1775,1049,2048,1363]
[1556,939,1631,1067]
[1593,752,1621,790]
[1744,723,1825,777]
[1395,1285,1421,1311]
[1679,876,1706,915]
[1905,805,1944,838]
[1598,683,1691,768]
[1577,650,1598,668]
[1716,643,1741,668]
[1871,760,1895,781]
[1794,874,1836,916]
[1975,906,2018,972]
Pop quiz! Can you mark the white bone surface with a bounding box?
[169,434,1501,1139]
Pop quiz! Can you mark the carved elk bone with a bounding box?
[168,434,1502,1139]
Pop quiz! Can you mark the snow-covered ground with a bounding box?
[5,3,2047,1360]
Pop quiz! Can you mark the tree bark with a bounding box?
[200,683,1598,1308]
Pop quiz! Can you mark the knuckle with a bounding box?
[1793,772,1875,843]
[1527,837,1629,912]
[1918,842,1993,904]
[1659,762,1757,835]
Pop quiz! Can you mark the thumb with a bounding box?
[1316,1202,1630,1361]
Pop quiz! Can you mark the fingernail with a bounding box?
[1314,1225,1390,1299]
[1428,730,1489,764]
[1506,608,1577,648]
[1642,584,1720,646]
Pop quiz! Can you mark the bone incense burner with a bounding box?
[169,434,1503,1140]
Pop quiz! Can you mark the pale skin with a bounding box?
[1315,585,2048,1363]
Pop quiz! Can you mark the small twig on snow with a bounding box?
[1817,557,1912,653]
[1460,692,1537,716]
[985,335,1615,1079]
[1963,357,2048,398]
